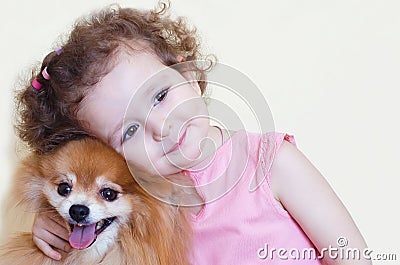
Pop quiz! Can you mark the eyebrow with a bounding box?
[108,119,124,144]
[144,72,173,97]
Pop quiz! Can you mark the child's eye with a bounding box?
[123,124,139,142]
[153,88,169,106]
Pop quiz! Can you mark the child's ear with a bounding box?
[176,55,202,96]
[176,55,186,63]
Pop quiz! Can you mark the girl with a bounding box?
[16,3,370,265]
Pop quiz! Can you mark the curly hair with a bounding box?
[16,2,213,154]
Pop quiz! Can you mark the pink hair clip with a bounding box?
[31,67,51,91]
[42,67,50,80]
[31,79,43,90]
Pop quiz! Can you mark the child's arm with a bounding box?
[269,141,372,265]
[32,212,71,260]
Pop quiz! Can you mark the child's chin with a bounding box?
[163,155,192,172]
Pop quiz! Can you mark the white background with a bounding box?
[0,0,399,263]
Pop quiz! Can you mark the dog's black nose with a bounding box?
[69,204,90,223]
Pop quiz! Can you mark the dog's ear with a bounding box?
[11,154,48,211]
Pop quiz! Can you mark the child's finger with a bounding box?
[48,212,69,228]
[33,228,71,253]
[46,217,70,241]
[32,235,62,260]
[33,212,70,241]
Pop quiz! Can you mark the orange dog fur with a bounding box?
[0,138,191,265]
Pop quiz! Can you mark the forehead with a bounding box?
[103,50,166,88]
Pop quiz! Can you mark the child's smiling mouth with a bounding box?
[165,128,187,154]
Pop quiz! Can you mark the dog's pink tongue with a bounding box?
[69,223,96,250]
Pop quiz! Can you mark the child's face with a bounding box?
[78,51,210,176]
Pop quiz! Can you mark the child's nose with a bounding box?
[150,120,171,142]
[152,128,169,142]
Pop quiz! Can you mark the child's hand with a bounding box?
[32,212,71,260]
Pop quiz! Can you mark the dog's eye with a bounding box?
[100,188,118,202]
[57,183,72,196]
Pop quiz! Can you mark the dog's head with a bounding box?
[17,138,155,251]
[12,138,191,264]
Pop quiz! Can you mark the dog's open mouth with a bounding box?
[69,217,116,250]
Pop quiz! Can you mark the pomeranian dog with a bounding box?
[0,138,192,265]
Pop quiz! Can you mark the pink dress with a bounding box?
[185,130,323,264]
